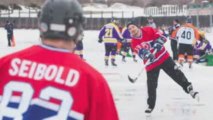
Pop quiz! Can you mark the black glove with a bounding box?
[98,39,103,43]
[153,42,163,52]
[138,48,155,62]
[153,38,166,52]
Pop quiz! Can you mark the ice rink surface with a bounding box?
[0,29,213,120]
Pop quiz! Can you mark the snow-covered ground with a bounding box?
[0,28,213,120]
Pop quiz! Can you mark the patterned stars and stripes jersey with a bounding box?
[131,27,170,71]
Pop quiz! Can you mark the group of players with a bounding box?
[168,17,213,68]
[98,18,137,66]
[97,16,212,68]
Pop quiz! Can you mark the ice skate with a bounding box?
[189,63,192,69]
[122,56,126,62]
[187,85,199,102]
[133,58,137,62]
[111,60,117,66]
[145,107,153,114]
[132,55,137,62]
[190,91,199,101]
[105,60,109,66]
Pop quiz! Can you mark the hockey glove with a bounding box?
[98,38,103,43]
[138,48,155,62]
[153,37,166,52]
[121,38,127,43]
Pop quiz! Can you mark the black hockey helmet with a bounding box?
[126,19,138,28]
[38,0,84,43]
[111,17,120,25]
[186,16,193,23]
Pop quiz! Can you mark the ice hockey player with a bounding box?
[168,19,180,62]
[127,20,199,114]
[0,0,119,119]
[121,26,137,62]
[98,18,123,66]
[4,20,14,47]
[74,33,84,59]
[175,17,200,68]
[194,31,212,63]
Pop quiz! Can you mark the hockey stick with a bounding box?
[128,49,157,83]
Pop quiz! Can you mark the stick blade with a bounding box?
[128,75,137,83]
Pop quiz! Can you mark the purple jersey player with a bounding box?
[194,31,212,63]
[121,27,137,62]
[98,18,123,66]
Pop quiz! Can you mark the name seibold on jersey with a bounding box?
[9,58,80,87]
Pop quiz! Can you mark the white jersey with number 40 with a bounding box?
[177,27,195,45]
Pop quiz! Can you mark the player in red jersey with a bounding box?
[0,0,119,120]
[127,21,199,114]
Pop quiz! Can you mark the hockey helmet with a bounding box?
[126,19,138,28]
[186,16,193,23]
[111,17,120,25]
[38,0,84,43]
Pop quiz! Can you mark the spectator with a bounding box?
[4,20,14,47]
[147,16,156,29]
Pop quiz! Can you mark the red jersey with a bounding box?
[0,45,118,120]
[131,27,170,71]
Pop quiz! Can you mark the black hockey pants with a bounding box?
[146,57,191,109]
